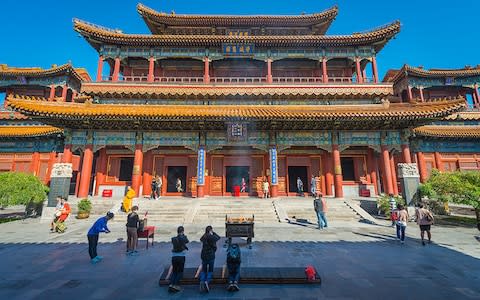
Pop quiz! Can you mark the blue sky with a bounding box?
[0,0,478,79]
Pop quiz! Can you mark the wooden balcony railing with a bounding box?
[101,76,374,84]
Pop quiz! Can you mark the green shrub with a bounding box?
[377,193,405,216]
[0,172,48,209]
[77,198,92,213]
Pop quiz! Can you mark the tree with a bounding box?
[420,170,480,230]
[0,172,49,213]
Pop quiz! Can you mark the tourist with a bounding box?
[396,204,408,244]
[151,177,157,200]
[240,178,246,192]
[87,212,114,264]
[389,194,397,227]
[313,193,328,229]
[226,243,241,291]
[310,175,316,197]
[297,177,304,196]
[126,205,140,255]
[262,178,269,198]
[54,197,71,233]
[122,186,135,212]
[50,196,63,232]
[415,204,434,246]
[155,175,162,199]
[176,178,183,193]
[199,225,221,292]
[169,226,189,293]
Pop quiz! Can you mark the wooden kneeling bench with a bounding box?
[158,266,321,285]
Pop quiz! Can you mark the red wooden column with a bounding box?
[407,86,413,101]
[78,145,93,198]
[324,152,333,196]
[401,144,412,163]
[148,57,155,83]
[371,56,379,83]
[61,85,68,102]
[112,57,121,82]
[381,145,394,195]
[434,152,444,171]
[332,145,343,198]
[142,151,153,197]
[417,152,428,183]
[419,87,425,102]
[390,155,399,195]
[266,58,273,83]
[94,148,107,196]
[322,59,328,83]
[474,83,480,108]
[45,152,57,184]
[96,55,104,82]
[203,57,210,83]
[355,58,363,83]
[367,148,378,196]
[49,85,56,100]
[131,144,144,197]
[30,152,40,176]
[62,144,73,163]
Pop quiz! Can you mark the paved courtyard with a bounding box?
[0,210,479,300]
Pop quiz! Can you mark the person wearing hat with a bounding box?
[87,212,114,264]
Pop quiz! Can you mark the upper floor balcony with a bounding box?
[100,75,374,84]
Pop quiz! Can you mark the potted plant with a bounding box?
[77,198,92,219]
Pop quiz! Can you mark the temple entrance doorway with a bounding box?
[225,166,250,194]
[166,166,187,193]
[288,166,308,194]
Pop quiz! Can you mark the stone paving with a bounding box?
[0,207,479,299]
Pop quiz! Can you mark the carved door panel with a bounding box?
[278,156,286,194]
[211,156,223,195]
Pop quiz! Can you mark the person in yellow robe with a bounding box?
[122,186,135,213]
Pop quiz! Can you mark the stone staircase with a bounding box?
[193,198,279,225]
[277,197,361,223]
[71,196,365,225]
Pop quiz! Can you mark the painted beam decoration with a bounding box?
[197,147,205,185]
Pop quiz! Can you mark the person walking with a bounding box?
[296,177,304,197]
[199,225,221,293]
[262,178,270,199]
[396,204,408,244]
[122,186,135,212]
[87,212,114,264]
[310,175,316,197]
[240,178,247,193]
[313,193,328,229]
[169,226,189,292]
[126,206,140,255]
[416,204,434,246]
[176,178,183,193]
[156,175,162,199]
[389,194,397,227]
[151,177,158,200]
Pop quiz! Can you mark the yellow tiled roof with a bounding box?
[6,95,465,121]
[0,63,90,82]
[414,125,480,138]
[0,126,62,137]
[137,3,338,33]
[73,19,400,52]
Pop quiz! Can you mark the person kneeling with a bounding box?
[226,243,241,291]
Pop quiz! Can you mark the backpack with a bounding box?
[172,236,188,252]
[227,244,241,263]
[391,210,399,221]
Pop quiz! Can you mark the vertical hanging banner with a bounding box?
[269,147,278,185]
[197,147,205,185]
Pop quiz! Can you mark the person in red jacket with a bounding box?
[52,197,71,232]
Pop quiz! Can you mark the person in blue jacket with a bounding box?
[87,212,114,264]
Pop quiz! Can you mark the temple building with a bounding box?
[384,65,480,181]
[1,4,476,199]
